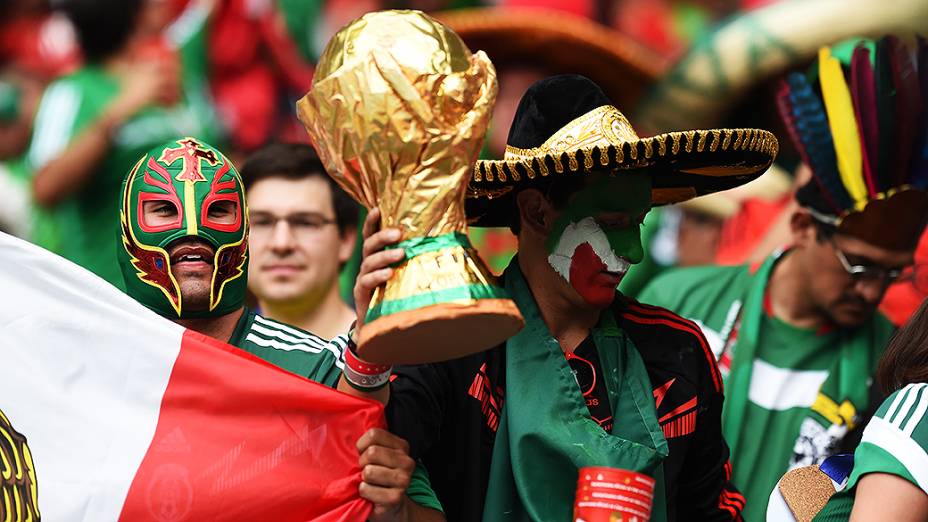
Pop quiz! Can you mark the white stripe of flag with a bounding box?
[0,233,381,521]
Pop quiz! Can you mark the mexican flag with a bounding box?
[0,233,382,521]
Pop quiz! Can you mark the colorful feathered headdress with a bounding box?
[778,36,928,251]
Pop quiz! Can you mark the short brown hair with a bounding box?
[240,143,358,234]
[877,299,928,394]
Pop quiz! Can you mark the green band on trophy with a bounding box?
[366,283,511,322]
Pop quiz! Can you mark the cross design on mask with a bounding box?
[159,138,219,183]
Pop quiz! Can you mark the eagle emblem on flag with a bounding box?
[0,408,40,521]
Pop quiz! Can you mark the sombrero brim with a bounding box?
[435,7,666,109]
[467,128,779,227]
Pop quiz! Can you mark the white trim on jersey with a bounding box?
[861,416,928,494]
[748,359,829,411]
[249,315,346,369]
[251,321,328,350]
[28,81,81,170]
[883,384,915,425]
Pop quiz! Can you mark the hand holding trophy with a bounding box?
[297,10,524,364]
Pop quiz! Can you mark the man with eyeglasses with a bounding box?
[241,142,359,340]
[639,36,928,519]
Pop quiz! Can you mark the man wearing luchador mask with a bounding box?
[118,137,445,522]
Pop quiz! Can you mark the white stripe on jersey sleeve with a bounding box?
[883,384,915,424]
[165,0,211,49]
[254,314,326,342]
[905,386,928,437]
[888,383,928,429]
[861,416,928,494]
[28,81,81,170]
[244,332,323,353]
[890,385,922,428]
[248,325,345,369]
[251,315,348,369]
[328,335,349,366]
[251,321,328,350]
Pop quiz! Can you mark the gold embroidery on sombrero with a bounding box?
[583,149,594,171]
[685,131,695,153]
[524,161,534,180]
[553,154,564,173]
[568,149,579,171]
[599,146,609,166]
[503,106,635,161]
[722,130,733,151]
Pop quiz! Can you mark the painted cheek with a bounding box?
[569,243,619,307]
[606,228,644,264]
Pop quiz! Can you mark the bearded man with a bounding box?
[640,37,928,519]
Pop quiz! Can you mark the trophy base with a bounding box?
[356,298,524,364]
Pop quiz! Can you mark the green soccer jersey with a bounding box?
[640,251,893,521]
[228,308,347,386]
[815,384,928,520]
[226,308,444,513]
[27,4,219,289]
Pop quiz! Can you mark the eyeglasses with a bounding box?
[250,213,337,240]
[831,242,904,285]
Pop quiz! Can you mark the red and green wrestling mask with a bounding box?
[118,137,248,318]
[546,174,651,308]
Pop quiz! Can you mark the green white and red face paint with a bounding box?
[546,174,651,307]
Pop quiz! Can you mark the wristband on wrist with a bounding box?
[343,331,392,391]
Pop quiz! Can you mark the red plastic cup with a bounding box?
[573,466,655,522]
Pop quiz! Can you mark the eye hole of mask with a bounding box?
[140,198,183,232]
[201,198,242,232]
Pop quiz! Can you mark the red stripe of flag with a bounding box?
[119,330,382,521]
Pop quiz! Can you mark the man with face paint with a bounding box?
[118,137,445,522]
[369,75,778,521]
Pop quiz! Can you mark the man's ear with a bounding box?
[790,209,817,246]
[338,226,358,264]
[516,189,552,236]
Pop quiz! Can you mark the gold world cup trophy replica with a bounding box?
[297,10,524,364]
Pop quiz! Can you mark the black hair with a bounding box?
[59,0,143,63]
[878,299,928,394]
[239,142,359,235]
[812,217,837,243]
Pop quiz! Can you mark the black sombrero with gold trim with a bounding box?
[467,75,779,227]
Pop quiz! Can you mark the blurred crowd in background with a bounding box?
[1,0,925,326]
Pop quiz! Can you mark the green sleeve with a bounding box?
[406,461,444,513]
[812,488,854,521]
[846,385,928,493]
[166,0,210,84]
[303,336,348,388]
[815,385,928,521]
